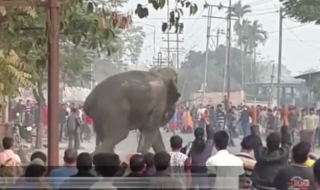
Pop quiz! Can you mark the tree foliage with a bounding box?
[0,7,36,107]
[0,50,33,108]
[60,45,92,88]
[102,25,146,71]
[228,1,268,83]
[135,0,198,33]
[280,0,320,24]
[179,1,271,100]
[0,0,128,104]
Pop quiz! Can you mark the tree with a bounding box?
[179,44,279,100]
[280,0,320,24]
[113,26,146,70]
[0,50,33,109]
[60,46,92,89]
[243,20,268,83]
[0,0,131,148]
[229,1,252,85]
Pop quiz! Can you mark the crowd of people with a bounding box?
[0,108,319,189]
[11,99,94,149]
[7,97,320,190]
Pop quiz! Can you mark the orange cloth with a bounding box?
[183,111,194,129]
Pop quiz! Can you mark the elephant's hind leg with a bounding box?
[94,119,129,155]
[137,128,164,154]
[151,130,165,153]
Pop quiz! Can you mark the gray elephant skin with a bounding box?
[83,67,181,154]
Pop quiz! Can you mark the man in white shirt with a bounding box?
[206,131,245,190]
[197,104,206,129]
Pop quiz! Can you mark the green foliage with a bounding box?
[0,50,34,107]
[60,45,92,88]
[135,0,197,33]
[280,0,320,24]
[0,0,123,103]
[228,1,267,83]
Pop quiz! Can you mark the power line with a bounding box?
[268,25,305,34]
[184,9,219,46]
[183,8,206,36]
[283,20,320,50]
[268,37,320,43]
[247,10,278,16]
[250,0,273,6]
[185,19,226,52]
[253,7,279,11]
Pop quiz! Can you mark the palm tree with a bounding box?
[244,20,268,83]
[228,1,252,86]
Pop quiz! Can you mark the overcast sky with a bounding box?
[120,0,320,75]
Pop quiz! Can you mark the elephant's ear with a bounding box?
[168,81,180,103]
[150,67,180,103]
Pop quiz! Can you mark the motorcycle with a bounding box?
[13,113,34,143]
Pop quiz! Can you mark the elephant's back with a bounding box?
[83,70,160,117]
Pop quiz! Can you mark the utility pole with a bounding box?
[152,51,171,67]
[216,29,220,50]
[226,0,232,100]
[162,37,184,69]
[277,8,283,106]
[223,29,228,96]
[203,6,213,102]
[175,0,180,70]
[176,32,180,69]
[166,0,170,68]
[203,4,236,102]
[269,64,276,108]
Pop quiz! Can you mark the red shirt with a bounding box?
[84,114,93,125]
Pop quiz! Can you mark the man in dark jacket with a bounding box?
[250,125,291,188]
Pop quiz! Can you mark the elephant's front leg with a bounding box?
[137,128,159,154]
[151,129,165,153]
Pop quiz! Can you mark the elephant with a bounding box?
[83,66,181,155]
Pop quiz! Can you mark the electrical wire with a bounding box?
[282,20,320,50]
[249,0,273,6]
[183,8,206,38]
[253,7,279,11]
[185,19,226,52]
[247,10,278,16]
[268,25,305,34]
[184,9,220,39]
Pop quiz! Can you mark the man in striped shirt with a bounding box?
[215,104,226,131]
[235,136,256,177]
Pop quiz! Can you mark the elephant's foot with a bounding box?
[91,143,116,156]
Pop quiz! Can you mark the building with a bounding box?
[294,71,320,107]
[245,79,307,107]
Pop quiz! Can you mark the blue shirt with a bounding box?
[49,166,78,189]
